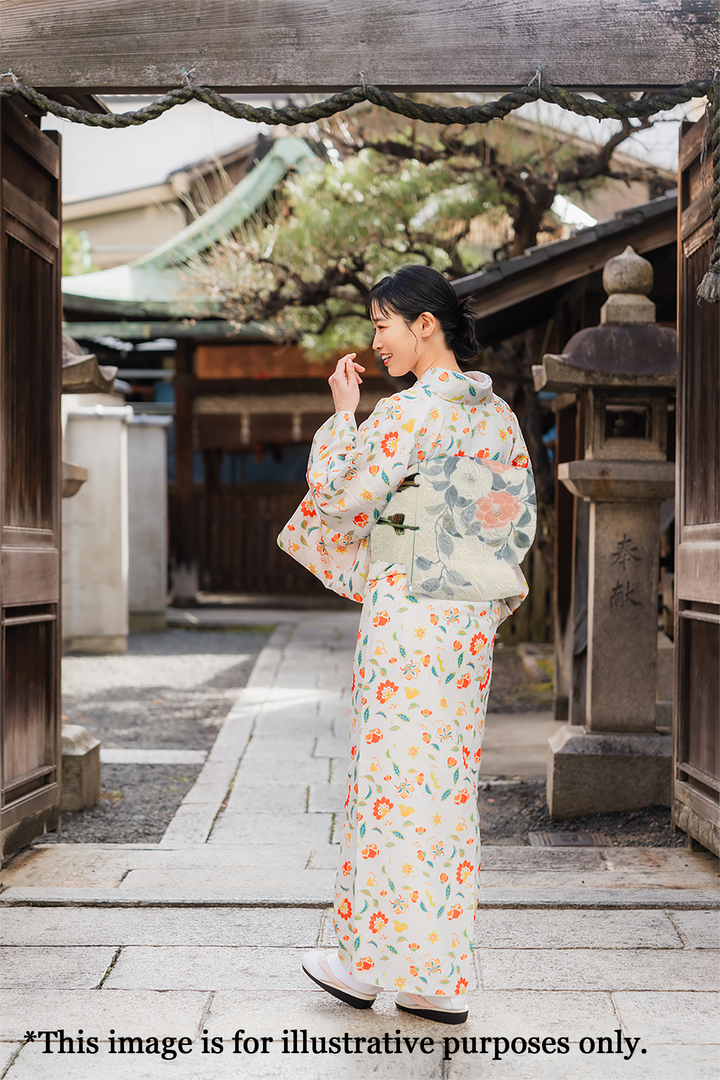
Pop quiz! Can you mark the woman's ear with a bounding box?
[418,311,437,339]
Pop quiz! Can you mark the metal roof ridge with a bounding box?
[132,136,319,271]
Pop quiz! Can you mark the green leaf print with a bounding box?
[387,945,398,955]
[388,878,395,892]
[446,884,452,900]
[445,673,455,684]
[453,768,460,784]
[354,937,360,950]
[392,831,404,840]
[359,822,366,838]
[381,470,390,486]
[393,763,401,777]
[437,905,445,918]
[398,644,407,658]
[441,790,452,801]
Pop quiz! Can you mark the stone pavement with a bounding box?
[1,610,718,1079]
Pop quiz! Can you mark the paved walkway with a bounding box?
[1,612,718,1079]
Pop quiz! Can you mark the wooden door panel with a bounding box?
[673,116,720,855]
[0,101,62,859]
[1,550,59,605]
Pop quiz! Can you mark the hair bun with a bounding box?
[452,296,479,362]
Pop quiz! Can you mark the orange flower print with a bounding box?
[408,942,420,951]
[376,680,398,703]
[337,899,352,921]
[474,747,482,763]
[456,860,474,885]
[369,911,389,934]
[455,977,469,994]
[462,746,470,768]
[362,844,379,859]
[353,512,369,527]
[456,674,471,688]
[369,465,379,475]
[447,756,457,767]
[356,957,374,971]
[453,640,462,651]
[373,796,394,820]
[469,631,488,655]
[373,610,390,627]
[410,965,418,976]
[479,668,491,691]
[454,789,470,804]
[342,861,352,876]
[447,905,463,920]
[380,431,399,457]
[440,873,448,883]
[365,728,383,744]
[300,499,316,517]
[475,489,521,529]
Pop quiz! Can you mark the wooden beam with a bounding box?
[4,1,716,94]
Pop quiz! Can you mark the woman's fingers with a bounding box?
[330,353,364,385]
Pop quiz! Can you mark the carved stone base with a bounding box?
[547,725,672,820]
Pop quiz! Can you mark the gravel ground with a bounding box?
[49,763,204,844]
[478,780,685,848]
[486,644,554,714]
[39,627,270,846]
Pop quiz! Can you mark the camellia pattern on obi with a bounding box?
[277,369,536,995]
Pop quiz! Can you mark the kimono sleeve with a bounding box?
[277,397,420,602]
[492,411,537,619]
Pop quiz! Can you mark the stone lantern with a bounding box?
[533,247,676,818]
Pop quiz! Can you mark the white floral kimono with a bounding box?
[278,369,535,996]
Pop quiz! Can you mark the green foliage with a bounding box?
[183,146,510,357]
[182,103,671,358]
[62,230,93,276]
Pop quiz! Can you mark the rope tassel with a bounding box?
[697,79,720,304]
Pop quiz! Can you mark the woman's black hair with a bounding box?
[364,263,479,362]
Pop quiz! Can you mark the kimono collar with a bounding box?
[417,367,493,404]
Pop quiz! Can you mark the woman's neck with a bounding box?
[413,348,461,380]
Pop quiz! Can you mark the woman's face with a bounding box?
[370,306,424,378]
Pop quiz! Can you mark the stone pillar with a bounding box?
[62,396,132,654]
[533,247,676,819]
[128,416,170,632]
[587,501,660,732]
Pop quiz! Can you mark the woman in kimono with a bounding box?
[278,264,535,1024]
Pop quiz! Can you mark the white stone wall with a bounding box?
[128,419,168,629]
[62,395,131,653]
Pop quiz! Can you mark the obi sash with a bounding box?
[369,455,536,602]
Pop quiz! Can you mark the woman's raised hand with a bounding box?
[328,352,365,414]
